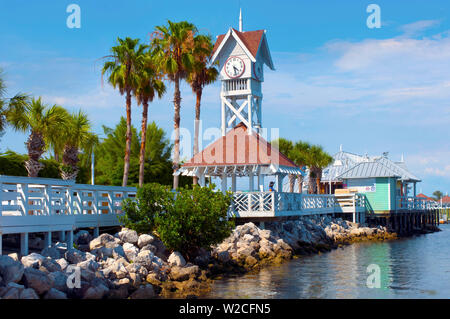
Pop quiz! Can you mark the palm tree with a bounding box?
[6,97,68,177]
[186,34,218,185]
[134,51,166,187]
[102,37,147,186]
[290,141,311,193]
[306,145,333,194]
[152,20,197,190]
[433,190,444,201]
[60,110,98,180]
[273,138,294,192]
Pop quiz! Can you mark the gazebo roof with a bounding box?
[178,123,303,177]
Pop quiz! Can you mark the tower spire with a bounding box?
[239,8,243,32]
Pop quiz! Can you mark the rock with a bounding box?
[23,268,53,295]
[19,288,39,299]
[107,285,129,299]
[130,285,155,299]
[123,242,139,262]
[129,273,141,288]
[56,258,69,271]
[21,253,45,269]
[89,233,119,250]
[77,259,99,272]
[7,282,25,291]
[91,246,113,259]
[118,228,138,245]
[134,250,155,270]
[236,246,256,258]
[169,265,200,282]
[245,256,258,267]
[80,269,96,282]
[44,288,67,299]
[140,244,157,253]
[74,230,92,245]
[83,283,109,299]
[39,258,62,273]
[8,253,19,261]
[126,263,148,278]
[137,234,155,248]
[112,246,126,259]
[0,255,24,284]
[65,249,94,264]
[48,271,69,293]
[217,251,230,263]
[1,287,20,299]
[106,259,128,279]
[259,229,271,240]
[41,246,61,259]
[168,251,186,267]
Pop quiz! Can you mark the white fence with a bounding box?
[230,192,367,218]
[0,175,136,236]
[397,196,446,211]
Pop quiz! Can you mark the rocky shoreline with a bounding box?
[0,216,437,299]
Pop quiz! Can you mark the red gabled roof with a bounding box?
[212,29,265,58]
[442,196,450,203]
[182,123,298,168]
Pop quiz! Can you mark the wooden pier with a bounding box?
[0,175,136,255]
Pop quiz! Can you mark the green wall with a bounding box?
[346,177,397,213]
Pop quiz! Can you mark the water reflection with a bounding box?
[206,225,450,299]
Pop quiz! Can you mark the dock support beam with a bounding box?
[66,230,74,251]
[44,231,52,248]
[94,227,99,238]
[59,231,66,242]
[20,233,29,256]
[0,234,2,255]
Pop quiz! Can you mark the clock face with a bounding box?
[224,56,245,78]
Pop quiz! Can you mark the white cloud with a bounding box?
[398,20,441,37]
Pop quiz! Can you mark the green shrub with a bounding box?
[120,183,173,234]
[121,183,234,260]
[155,185,234,260]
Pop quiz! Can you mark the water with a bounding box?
[206,224,450,299]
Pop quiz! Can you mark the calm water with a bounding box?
[206,224,450,299]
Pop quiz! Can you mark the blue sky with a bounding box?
[0,0,449,195]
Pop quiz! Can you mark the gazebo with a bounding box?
[177,123,303,194]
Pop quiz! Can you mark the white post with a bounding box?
[44,231,52,248]
[221,173,227,194]
[247,95,252,134]
[221,98,226,136]
[94,227,99,238]
[91,152,95,185]
[199,174,206,187]
[249,172,254,192]
[258,173,264,192]
[66,230,74,250]
[20,233,29,256]
[276,174,283,192]
[231,174,237,192]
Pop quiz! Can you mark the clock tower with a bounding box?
[211,10,275,136]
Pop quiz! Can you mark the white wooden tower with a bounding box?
[211,9,275,136]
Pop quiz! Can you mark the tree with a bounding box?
[306,145,333,194]
[273,138,295,192]
[102,37,147,186]
[0,68,29,142]
[152,20,197,190]
[6,97,68,177]
[186,34,218,185]
[433,190,444,201]
[290,141,311,193]
[60,110,98,180]
[134,50,166,187]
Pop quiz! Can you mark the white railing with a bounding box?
[0,175,136,234]
[397,196,440,211]
[223,78,249,93]
[230,191,366,217]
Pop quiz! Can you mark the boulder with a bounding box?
[112,246,126,260]
[259,229,271,240]
[65,249,95,264]
[107,285,129,299]
[137,234,155,248]
[140,244,157,253]
[48,271,69,293]
[77,259,100,272]
[106,259,128,280]
[41,246,61,259]
[217,251,231,263]
[44,288,67,299]
[118,229,138,245]
[169,265,200,282]
[83,283,109,299]
[1,287,20,299]
[123,242,139,262]
[8,253,19,261]
[21,253,45,269]
[19,288,39,299]
[56,258,69,271]
[39,257,62,273]
[134,250,155,270]
[168,251,186,267]
[0,255,24,284]
[74,230,92,245]
[23,268,53,295]
[89,233,119,251]
[129,285,155,299]
[91,246,113,260]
